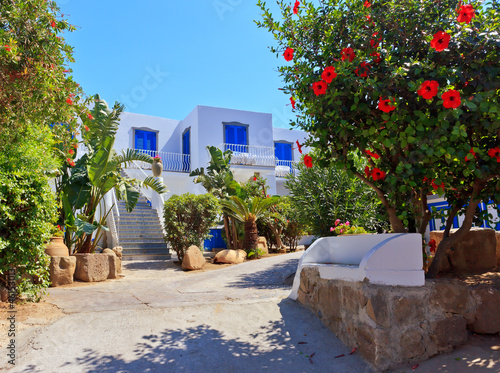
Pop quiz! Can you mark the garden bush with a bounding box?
[0,171,57,301]
[163,193,220,262]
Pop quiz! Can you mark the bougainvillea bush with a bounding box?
[257,0,499,277]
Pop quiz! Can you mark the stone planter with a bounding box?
[49,256,76,287]
[152,160,163,177]
[73,253,120,282]
[45,237,69,256]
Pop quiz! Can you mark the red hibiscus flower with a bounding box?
[312,81,327,96]
[66,98,73,105]
[253,176,257,181]
[370,52,382,63]
[378,97,396,113]
[321,66,337,83]
[283,47,294,61]
[293,0,300,14]
[51,20,56,28]
[431,179,445,191]
[67,158,75,167]
[4,45,11,52]
[487,147,500,162]
[428,239,437,254]
[365,15,371,21]
[304,154,313,168]
[84,125,90,131]
[364,1,371,7]
[355,62,370,77]
[370,34,381,48]
[73,143,78,149]
[417,80,439,100]
[364,166,371,179]
[465,147,476,161]
[372,168,386,181]
[442,89,461,109]
[87,113,94,120]
[290,97,296,109]
[457,4,475,24]
[296,140,303,154]
[69,149,75,155]
[341,47,356,62]
[430,31,450,52]
[365,149,380,159]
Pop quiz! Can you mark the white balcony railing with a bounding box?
[126,149,191,173]
[220,143,277,167]
[276,160,299,177]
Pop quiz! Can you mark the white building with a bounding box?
[106,105,310,259]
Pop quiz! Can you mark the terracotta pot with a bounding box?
[45,237,69,256]
[152,161,163,177]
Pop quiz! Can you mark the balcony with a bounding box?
[221,143,276,167]
[276,160,299,177]
[127,149,191,173]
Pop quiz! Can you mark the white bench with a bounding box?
[289,233,425,300]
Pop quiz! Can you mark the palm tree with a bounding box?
[220,195,281,256]
[59,95,167,253]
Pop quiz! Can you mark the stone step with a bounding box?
[118,211,159,217]
[122,248,170,257]
[119,217,160,223]
[120,243,168,249]
[117,205,153,211]
[119,233,164,240]
[120,238,165,245]
[122,253,172,261]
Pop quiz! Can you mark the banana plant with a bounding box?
[60,95,167,253]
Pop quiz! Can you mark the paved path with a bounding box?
[4,253,374,373]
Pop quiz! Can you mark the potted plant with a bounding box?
[45,225,69,256]
[152,155,163,177]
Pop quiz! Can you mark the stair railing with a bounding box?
[103,188,120,248]
[129,160,167,234]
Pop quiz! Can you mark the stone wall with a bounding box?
[297,266,500,372]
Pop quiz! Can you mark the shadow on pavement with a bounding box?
[225,258,299,290]
[19,299,372,373]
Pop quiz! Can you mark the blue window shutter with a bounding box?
[183,130,190,155]
[135,130,156,151]
[225,125,246,145]
[275,143,292,161]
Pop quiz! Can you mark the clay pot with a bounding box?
[45,237,69,256]
[152,160,163,177]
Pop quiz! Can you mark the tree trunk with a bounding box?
[244,215,259,255]
[223,213,232,250]
[426,180,486,278]
[267,222,283,249]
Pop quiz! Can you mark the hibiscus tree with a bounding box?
[257,0,500,278]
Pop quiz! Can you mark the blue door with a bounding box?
[275,142,292,166]
[135,130,157,152]
[204,229,227,251]
[225,125,247,152]
[182,129,190,172]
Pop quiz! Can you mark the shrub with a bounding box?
[0,171,57,301]
[163,193,220,263]
[285,155,388,237]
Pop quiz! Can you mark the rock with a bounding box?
[214,249,247,264]
[400,328,426,359]
[181,245,205,270]
[366,290,391,328]
[430,228,497,274]
[393,296,425,324]
[342,286,367,313]
[0,286,8,302]
[102,248,115,255]
[430,316,468,352]
[470,286,500,334]
[49,256,77,287]
[108,254,121,278]
[356,324,391,371]
[112,246,123,259]
[431,280,470,314]
[496,232,500,267]
[73,253,116,282]
[257,236,269,255]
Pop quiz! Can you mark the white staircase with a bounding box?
[117,195,171,260]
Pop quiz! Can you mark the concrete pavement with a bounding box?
[3,253,374,372]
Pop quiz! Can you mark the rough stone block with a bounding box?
[73,253,112,282]
[470,286,500,334]
[214,249,247,264]
[257,236,269,255]
[430,316,468,351]
[356,325,391,371]
[431,280,470,314]
[108,254,121,279]
[181,245,205,270]
[400,328,426,359]
[393,296,425,324]
[343,286,367,313]
[430,228,497,274]
[49,256,76,287]
[317,283,342,320]
[366,290,391,328]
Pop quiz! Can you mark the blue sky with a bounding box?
[59,0,294,128]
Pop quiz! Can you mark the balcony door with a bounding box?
[135,129,157,154]
[224,124,247,153]
[275,142,292,166]
[182,129,190,172]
